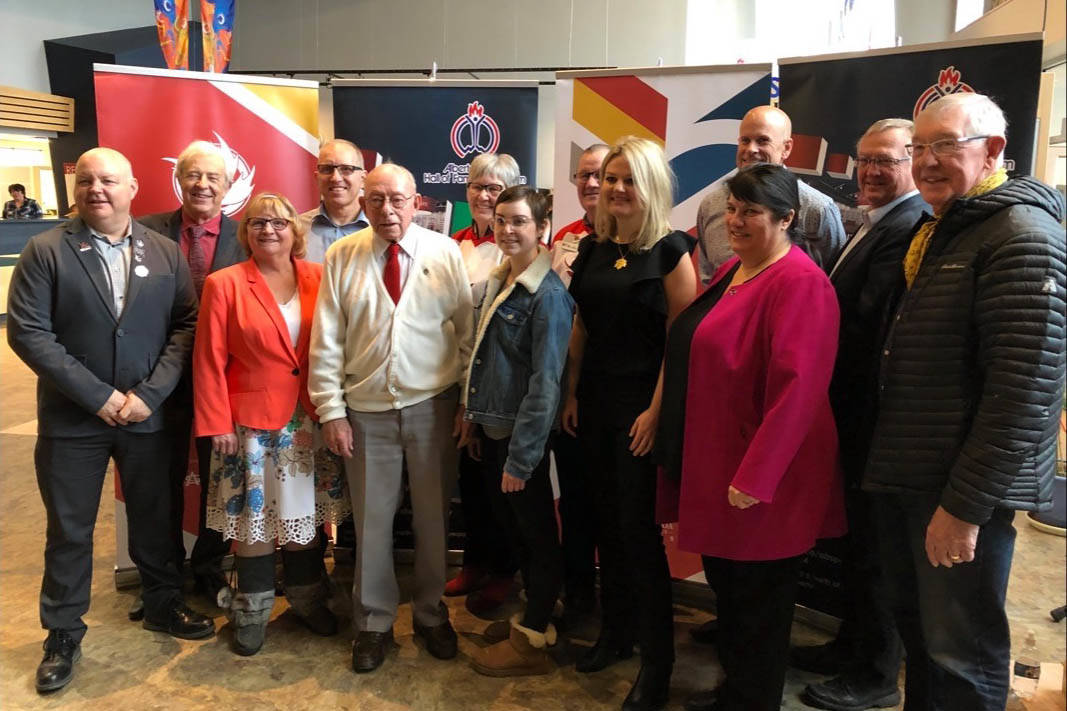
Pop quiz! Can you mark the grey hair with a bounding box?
[175,141,231,186]
[919,93,1007,165]
[861,118,914,141]
[469,153,521,187]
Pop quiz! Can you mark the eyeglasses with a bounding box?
[494,215,534,229]
[247,217,290,231]
[905,135,989,158]
[573,170,599,182]
[316,163,364,176]
[468,182,504,196]
[856,156,911,168]
[365,194,415,209]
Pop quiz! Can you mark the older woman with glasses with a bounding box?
[194,192,350,656]
[447,152,525,613]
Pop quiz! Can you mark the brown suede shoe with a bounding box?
[471,615,556,677]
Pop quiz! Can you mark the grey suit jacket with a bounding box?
[138,208,245,273]
[6,218,199,436]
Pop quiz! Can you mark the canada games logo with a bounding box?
[163,132,255,216]
[450,102,500,158]
[913,66,975,119]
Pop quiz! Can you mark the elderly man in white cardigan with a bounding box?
[309,163,474,674]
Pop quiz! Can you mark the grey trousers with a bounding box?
[344,387,458,633]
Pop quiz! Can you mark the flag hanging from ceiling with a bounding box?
[153,0,189,70]
[201,0,236,72]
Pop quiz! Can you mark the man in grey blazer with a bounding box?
[7,147,214,694]
[137,140,244,609]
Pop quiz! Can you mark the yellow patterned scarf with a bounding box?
[903,168,1008,288]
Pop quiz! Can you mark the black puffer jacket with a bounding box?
[864,176,1066,525]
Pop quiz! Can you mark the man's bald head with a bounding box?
[361,163,419,242]
[736,106,794,169]
[74,147,139,239]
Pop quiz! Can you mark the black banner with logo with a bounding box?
[332,82,538,233]
[780,36,1043,210]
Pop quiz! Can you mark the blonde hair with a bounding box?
[237,192,308,259]
[593,136,675,252]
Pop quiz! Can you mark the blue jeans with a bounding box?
[872,493,1015,711]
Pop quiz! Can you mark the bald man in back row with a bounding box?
[696,105,846,282]
[7,147,215,694]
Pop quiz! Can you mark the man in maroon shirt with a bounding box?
[137,140,245,614]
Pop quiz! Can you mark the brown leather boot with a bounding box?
[471,614,557,677]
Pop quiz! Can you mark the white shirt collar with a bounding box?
[371,224,417,260]
[865,190,919,228]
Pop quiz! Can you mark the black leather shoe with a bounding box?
[128,596,145,621]
[683,688,721,711]
[413,617,458,660]
[575,633,634,673]
[790,641,847,674]
[143,601,215,640]
[622,663,672,711]
[688,618,718,645]
[36,631,81,693]
[802,675,901,711]
[352,630,393,673]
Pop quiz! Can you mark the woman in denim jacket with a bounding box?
[462,185,575,677]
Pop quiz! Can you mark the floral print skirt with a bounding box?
[206,404,351,545]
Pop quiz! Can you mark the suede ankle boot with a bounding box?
[230,554,276,656]
[281,548,337,636]
[471,614,557,677]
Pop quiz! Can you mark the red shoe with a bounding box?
[465,575,515,616]
[444,567,487,597]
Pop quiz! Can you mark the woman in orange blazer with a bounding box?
[193,192,349,656]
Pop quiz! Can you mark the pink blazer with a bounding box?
[193,258,322,436]
[677,247,847,560]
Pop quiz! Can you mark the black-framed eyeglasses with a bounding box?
[468,182,504,196]
[317,163,364,176]
[905,135,989,158]
[247,217,290,231]
[365,194,415,209]
[856,156,911,168]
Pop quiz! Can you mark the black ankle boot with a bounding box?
[622,663,672,711]
[575,632,634,673]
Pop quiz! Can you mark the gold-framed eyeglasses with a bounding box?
[905,135,989,158]
[365,194,415,209]
[493,215,533,229]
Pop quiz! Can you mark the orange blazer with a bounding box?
[193,258,322,436]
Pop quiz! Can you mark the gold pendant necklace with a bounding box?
[613,240,628,270]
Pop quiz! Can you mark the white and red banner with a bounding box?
[94,64,320,572]
[94,64,320,220]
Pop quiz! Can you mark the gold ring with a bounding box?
[950,554,962,561]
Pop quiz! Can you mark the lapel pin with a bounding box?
[135,239,144,247]
[78,241,91,251]
[134,265,150,278]
[423,268,430,276]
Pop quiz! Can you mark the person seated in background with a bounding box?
[462,185,574,677]
[4,183,44,219]
[446,151,524,614]
[658,163,846,711]
[193,192,351,656]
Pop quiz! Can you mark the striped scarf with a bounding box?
[903,168,1008,288]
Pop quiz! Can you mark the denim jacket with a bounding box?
[463,247,575,479]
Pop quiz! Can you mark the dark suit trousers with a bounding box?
[702,554,803,711]
[581,409,674,663]
[552,429,597,600]
[36,429,184,642]
[164,401,230,574]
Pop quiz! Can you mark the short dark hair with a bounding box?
[8,183,26,195]
[495,184,550,226]
[725,163,800,243]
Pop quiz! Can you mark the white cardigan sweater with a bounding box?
[308,223,474,419]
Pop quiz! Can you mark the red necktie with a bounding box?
[383,242,401,304]
[187,225,208,296]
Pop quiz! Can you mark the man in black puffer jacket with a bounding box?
[864,92,1066,711]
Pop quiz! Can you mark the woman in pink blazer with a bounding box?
[657,164,846,711]
[194,192,349,656]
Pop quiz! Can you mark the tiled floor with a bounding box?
[1,332,1063,710]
